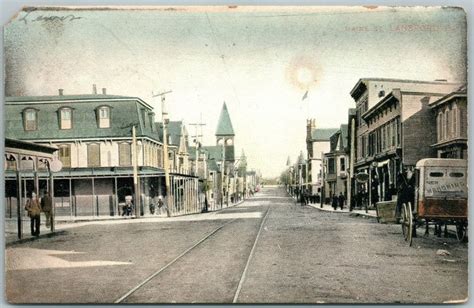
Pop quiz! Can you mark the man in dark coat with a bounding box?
[41,191,53,228]
[332,194,338,210]
[338,192,345,210]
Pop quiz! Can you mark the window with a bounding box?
[340,157,346,171]
[452,105,458,137]
[23,108,38,131]
[449,172,464,178]
[87,143,100,167]
[149,113,155,132]
[58,145,71,168]
[59,108,72,129]
[141,109,147,127]
[396,118,401,146]
[97,106,111,128]
[429,172,444,178]
[328,158,335,174]
[446,109,450,138]
[119,143,131,166]
[437,112,442,141]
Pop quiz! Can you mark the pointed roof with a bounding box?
[215,102,235,136]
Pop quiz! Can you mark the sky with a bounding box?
[4,6,467,177]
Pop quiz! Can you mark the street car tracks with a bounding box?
[233,207,270,303]
[114,206,271,304]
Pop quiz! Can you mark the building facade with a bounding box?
[322,125,349,204]
[349,78,461,207]
[305,119,338,199]
[5,90,200,217]
[429,85,468,159]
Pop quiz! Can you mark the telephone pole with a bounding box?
[188,117,206,177]
[132,125,140,217]
[153,90,172,217]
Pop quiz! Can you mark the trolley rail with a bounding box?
[114,205,271,303]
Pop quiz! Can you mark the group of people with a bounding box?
[331,192,346,210]
[24,191,53,236]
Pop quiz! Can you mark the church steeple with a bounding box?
[215,102,235,161]
[216,102,235,137]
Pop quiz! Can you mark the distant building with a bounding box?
[202,102,236,209]
[429,84,467,159]
[306,119,338,198]
[322,124,349,204]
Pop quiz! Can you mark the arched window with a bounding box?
[437,112,442,141]
[59,107,73,129]
[119,143,131,166]
[96,106,111,128]
[452,104,458,137]
[445,108,450,138]
[87,143,101,167]
[23,108,38,131]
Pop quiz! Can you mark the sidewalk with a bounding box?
[308,203,377,219]
[5,199,248,246]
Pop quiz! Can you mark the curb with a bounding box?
[309,204,378,220]
[348,212,378,220]
[6,230,68,247]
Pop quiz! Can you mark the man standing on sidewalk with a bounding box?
[338,192,345,210]
[41,191,53,228]
[25,192,41,236]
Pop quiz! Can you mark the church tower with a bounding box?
[215,102,235,162]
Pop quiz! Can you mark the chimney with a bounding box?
[92,84,97,94]
[102,88,107,95]
[58,89,64,96]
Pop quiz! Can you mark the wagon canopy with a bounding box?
[416,158,467,169]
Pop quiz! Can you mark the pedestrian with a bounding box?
[25,192,41,236]
[300,189,306,206]
[338,192,345,210]
[158,196,165,215]
[40,191,53,228]
[332,194,338,210]
[125,195,133,216]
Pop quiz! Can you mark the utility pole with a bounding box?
[221,141,225,208]
[348,116,356,211]
[189,119,206,212]
[153,90,173,217]
[132,125,141,217]
[188,118,206,177]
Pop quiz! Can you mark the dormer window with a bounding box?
[23,108,38,131]
[59,107,73,129]
[96,106,111,128]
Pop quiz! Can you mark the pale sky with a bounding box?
[4,6,467,177]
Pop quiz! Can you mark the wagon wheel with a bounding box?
[456,222,467,243]
[401,203,409,240]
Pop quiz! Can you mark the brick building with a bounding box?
[429,84,468,159]
[349,78,461,207]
